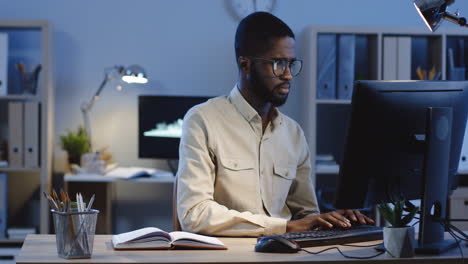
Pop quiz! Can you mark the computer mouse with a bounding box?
[255,236,301,253]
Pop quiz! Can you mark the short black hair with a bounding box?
[235,12,294,62]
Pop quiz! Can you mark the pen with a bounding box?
[87,194,95,211]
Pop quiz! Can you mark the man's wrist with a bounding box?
[264,217,287,235]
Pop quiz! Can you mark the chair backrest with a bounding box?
[172,177,182,231]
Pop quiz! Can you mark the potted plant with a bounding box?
[378,200,419,258]
[59,126,90,167]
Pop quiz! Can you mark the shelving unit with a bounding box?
[0,20,54,236]
[300,26,468,213]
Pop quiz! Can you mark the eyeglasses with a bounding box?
[249,57,303,77]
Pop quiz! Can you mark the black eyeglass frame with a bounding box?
[248,56,303,77]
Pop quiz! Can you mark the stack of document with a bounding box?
[7,227,36,240]
[316,154,340,174]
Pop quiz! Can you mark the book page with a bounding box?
[169,231,226,247]
[113,227,171,244]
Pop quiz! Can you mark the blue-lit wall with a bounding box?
[2,0,464,171]
[2,0,468,232]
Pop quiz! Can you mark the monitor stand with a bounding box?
[375,107,458,255]
[416,107,457,254]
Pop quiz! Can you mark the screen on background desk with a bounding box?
[138,95,210,159]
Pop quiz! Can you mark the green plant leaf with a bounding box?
[60,126,91,159]
[378,203,395,226]
[401,205,419,227]
[393,200,404,227]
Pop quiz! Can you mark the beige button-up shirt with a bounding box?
[177,86,319,237]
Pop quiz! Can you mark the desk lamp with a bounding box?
[81,65,148,151]
[414,0,467,32]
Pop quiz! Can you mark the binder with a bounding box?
[383,36,397,80]
[317,34,337,99]
[397,37,411,80]
[8,102,23,167]
[0,33,7,96]
[0,174,6,238]
[24,102,39,168]
[337,34,356,99]
[383,36,411,80]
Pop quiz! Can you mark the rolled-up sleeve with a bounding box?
[177,108,287,237]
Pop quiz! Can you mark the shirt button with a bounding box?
[234,163,238,168]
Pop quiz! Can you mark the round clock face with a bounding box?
[230,0,276,20]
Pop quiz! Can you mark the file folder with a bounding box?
[397,37,411,80]
[0,33,7,96]
[383,36,397,80]
[317,34,337,99]
[24,102,39,168]
[383,36,411,80]
[337,34,356,100]
[8,102,23,167]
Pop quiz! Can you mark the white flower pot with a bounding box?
[383,226,416,258]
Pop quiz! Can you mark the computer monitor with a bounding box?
[335,80,468,254]
[138,95,210,159]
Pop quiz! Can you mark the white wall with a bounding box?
[1,0,466,171]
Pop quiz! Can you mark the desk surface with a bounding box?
[16,234,468,264]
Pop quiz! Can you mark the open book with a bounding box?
[105,167,173,179]
[111,227,227,250]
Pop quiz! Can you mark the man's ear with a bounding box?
[238,56,250,73]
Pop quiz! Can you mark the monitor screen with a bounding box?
[138,95,210,159]
[335,80,468,209]
[334,80,468,253]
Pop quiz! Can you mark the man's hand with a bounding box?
[286,210,374,233]
[335,209,375,225]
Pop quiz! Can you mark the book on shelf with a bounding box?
[0,33,7,96]
[111,227,227,250]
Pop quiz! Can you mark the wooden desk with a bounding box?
[17,234,468,264]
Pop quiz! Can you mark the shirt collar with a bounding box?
[228,85,283,127]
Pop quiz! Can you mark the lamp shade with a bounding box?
[414,0,447,32]
[121,65,148,84]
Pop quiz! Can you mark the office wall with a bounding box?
[2,0,465,172]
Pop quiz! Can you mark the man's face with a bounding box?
[248,37,295,107]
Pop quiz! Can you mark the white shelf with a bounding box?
[0,167,41,173]
[0,95,40,101]
[316,99,351,105]
[0,20,54,234]
[64,174,175,183]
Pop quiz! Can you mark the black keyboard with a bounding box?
[259,225,383,248]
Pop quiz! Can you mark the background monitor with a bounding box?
[138,95,210,159]
[335,80,468,253]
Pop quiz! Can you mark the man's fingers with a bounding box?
[352,210,375,224]
[344,209,358,222]
[325,212,351,227]
[315,217,333,229]
[362,214,375,224]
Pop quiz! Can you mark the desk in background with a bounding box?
[17,234,468,264]
[64,174,175,234]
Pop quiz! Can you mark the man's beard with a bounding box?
[249,66,289,107]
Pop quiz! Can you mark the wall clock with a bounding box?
[229,0,277,21]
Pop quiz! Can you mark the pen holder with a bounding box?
[51,209,99,259]
[19,71,39,95]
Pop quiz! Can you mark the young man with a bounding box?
[176,12,373,237]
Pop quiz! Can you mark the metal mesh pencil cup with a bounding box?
[51,209,99,259]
